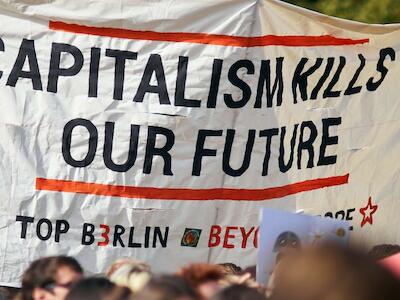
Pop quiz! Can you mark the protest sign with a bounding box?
[0,0,399,285]
[257,209,349,284]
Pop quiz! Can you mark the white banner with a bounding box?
[0,0,399,286]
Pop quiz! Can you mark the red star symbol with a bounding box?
[359,197,378,227]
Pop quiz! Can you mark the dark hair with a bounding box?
[369,244,400,260]
[217,263,242,275]
[103,287,133,300]
[211,285,266,300]
[0,286,19,300]
[65,277,118,300]
[21,256,83,300]
[135,275,198,300]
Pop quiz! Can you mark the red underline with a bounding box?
[36,174,349,201]
[49,21,369,48]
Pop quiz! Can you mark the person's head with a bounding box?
[66,277,132,300]
[0,287,19,300]
[21,256,83,300]
[178,264,225,299]
[271,243,400,300]
[369,244,400,260]
[217,263,242,276]
[103,287,133,300]
[0,287,11,300]
[135,275,198,300]
[107,259,151,294]
[106,258,150,278]
[211,284,266,300]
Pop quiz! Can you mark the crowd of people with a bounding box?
[1,243,399,300]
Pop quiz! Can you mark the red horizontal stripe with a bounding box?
[49,21,368,47]
[36,174,349,201]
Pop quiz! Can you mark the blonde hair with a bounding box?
[108,259,151,294]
